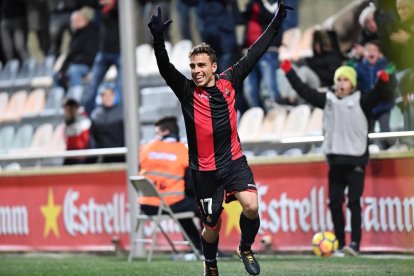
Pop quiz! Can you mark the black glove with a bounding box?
[147,7,172,44]
[272,0,293,27]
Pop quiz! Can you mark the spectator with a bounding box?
[27,0,50,57]
[351,2,378,60]
[240,0,283,109]
[195,0,240,73]
[47,0,82,57]
[281,61,394,256]
[53,7,99,90]
[89,84,125,163]
[82,0,121,115]
[0,0,28,62]
[63,97,91,165]
[175,0,198,41]
[138,115,202,254]
[355,40,394,149]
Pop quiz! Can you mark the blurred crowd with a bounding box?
[0,0,412,164]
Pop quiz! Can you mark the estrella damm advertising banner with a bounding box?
[0,155,413,252]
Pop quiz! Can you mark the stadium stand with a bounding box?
[170,39,192,74]
[0,92,9,114]
[305,107,324,136]
[9,124,34,152]
[0,126,15,154]
[258,106,288,141]
[31,55,56,88]
[22,88,46,117]
[238,107,264,142]
[0,59,19,90]
[14,58,37,88]
[0,90,28,122]
[42,86,65,116]
[29,123,54,152]
[281,104,311,138]
[279,27,301,61]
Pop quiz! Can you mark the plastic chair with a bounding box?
[0,90,28,122]
[238,107,264,142]
[14,58,37,87]
[22,88,46,117]
[66,85,85,103]
[42,86,64,116]
[10,124,34,151]
[30,123,54,151]
[139,86,180,124]
[136,43,153,76]
[171,40,192,74]
[305,108,324,136]
[281,105,311,138]
[31,55,56,87]
[0,59,19,89]
[128,176,201,262]
[258,106,288,141]
[0,126,15,154]
[0,92,9,114]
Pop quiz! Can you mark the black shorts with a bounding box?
[190,156,256,228]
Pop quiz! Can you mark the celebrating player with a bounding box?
[147,2,290,275]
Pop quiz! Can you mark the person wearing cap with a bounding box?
[63,97,91,165]
[280,61,395,256]
[351,3,379,60]
[53,7,99,90]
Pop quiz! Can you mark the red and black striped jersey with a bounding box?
[153,12,283,171]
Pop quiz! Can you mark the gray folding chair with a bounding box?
[129,176,201,262]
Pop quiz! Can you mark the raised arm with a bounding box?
[281,60,327,109]
[148,7,190,101]
[228,0,290,86]
[360,70,395,113]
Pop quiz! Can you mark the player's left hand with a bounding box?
[148,7,172,40]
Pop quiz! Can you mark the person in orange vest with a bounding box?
[138,115,202,253]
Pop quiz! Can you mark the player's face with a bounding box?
[190,53,217,87]
[335,76,354,98]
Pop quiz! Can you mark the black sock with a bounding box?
[239,213,260,251]
[201,236,219,263]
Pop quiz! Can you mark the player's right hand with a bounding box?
[148,7,172,38]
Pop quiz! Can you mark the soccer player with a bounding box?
[147,2,290,275]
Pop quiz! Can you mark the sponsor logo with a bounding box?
[0,205,29,235]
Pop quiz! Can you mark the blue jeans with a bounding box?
[66,64,90,87]
[243,52,280,108]
[83,51,122,115]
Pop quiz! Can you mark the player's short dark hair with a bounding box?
[155,115,179,135]
[189,42,217,64]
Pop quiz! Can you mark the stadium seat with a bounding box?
[136,43,153,76]
[389,106,404,132]
[29,123,54,152]
[0,90,28,122]
[258,106,288,141]
[0,126,15,154]
[42,86,64,116]
[9,124,34,151]
[0,59,19,89]
[47,123,66,151]
[305,108,324,136]
[14,57,37,87]
[31,55,56,87]
[0,92,9,114]
[171,39,192,74]
[128,176,201,262]
[281,104,311,137]
[22,88,46,117]
[66,85,85,103]
[4,162,21,171]
[238,107,264,142]
[104,65,118,82]
[139,86,181,124]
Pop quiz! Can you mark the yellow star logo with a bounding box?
[40,188,62,238]
[223,201,242,236]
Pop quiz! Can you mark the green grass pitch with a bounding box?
[1,253,414,275]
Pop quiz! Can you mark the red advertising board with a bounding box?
[0,155,413,252]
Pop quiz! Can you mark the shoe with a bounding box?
[332,249,345,257]
[204,261,219,276]
[237,247,260,275]
[343,242,359,256]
